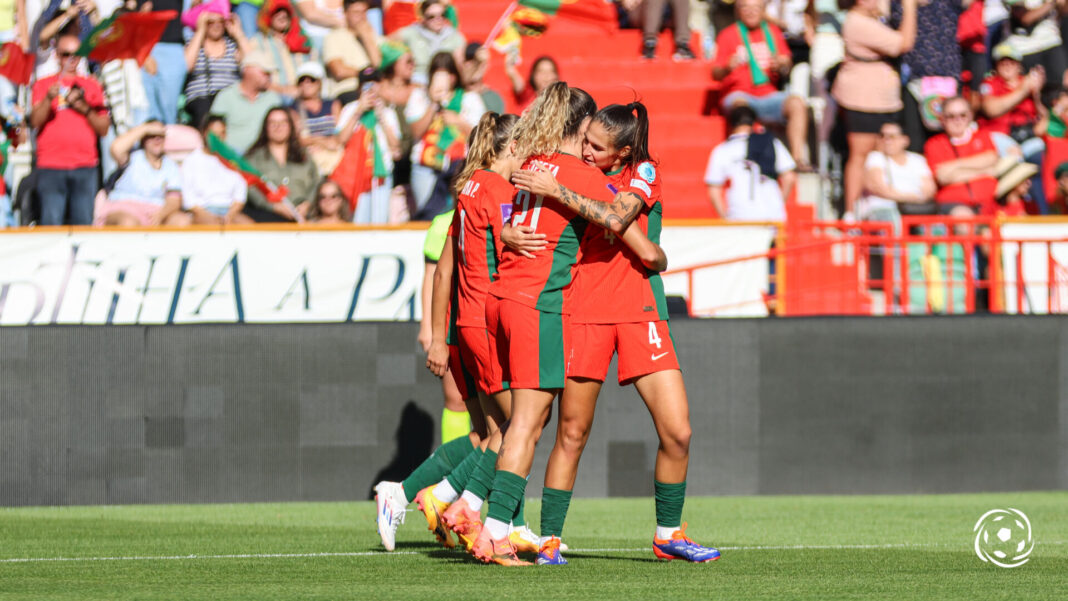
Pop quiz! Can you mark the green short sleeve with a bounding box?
[423,210,454,262]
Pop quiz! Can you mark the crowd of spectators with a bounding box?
[7,0,1068,228]
[0,0,560,227]
[702,0,1068,222]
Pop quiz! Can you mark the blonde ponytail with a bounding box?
[511,81,571,160]
[454,112,520,197]
[455,112,501,196]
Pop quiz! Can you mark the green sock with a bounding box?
[654,480,686,528]
[540,487,573,537]
[465,449,498,500]
[401,436,475,501]
[441,408,470,443]
[445,446,483,494]
[512,494,526,527]
[486,470,527,524]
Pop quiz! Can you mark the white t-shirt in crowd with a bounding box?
[859,150,932,218]
[1006,0,1061,55]
[703,133,796,222]
[110,150,182,206]
[180,148,248,212]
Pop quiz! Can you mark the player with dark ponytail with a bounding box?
[511,101,721,565]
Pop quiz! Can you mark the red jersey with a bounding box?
[712,21,790,99]
[571,161,668,324]
[489,152,615,314]
[31,74,105,169]
[925,127,997,210]
[979,75,1037,135]
[451,169,513,327]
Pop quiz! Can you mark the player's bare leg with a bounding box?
[538,377,601,564]
[633,369,719,562]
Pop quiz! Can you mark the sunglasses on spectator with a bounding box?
[298,76,319,83]
[57,50,76,58]
[424,11,445,19]
[943,112,970,120]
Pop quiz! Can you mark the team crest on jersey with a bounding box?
[637,162,656,184]
[500,203,513,224]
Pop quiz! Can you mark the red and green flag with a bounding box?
[491,0,613,55]
[206,133,289,204]
[0,43,34,85]
[76,11,178,66]
[330,112,390,211]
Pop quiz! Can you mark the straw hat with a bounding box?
[996,161,1039,199]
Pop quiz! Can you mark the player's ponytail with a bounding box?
[594,102,652,171]
[512,81,571,160]
[455,112,519,196]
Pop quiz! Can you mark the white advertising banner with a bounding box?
[999,222,1068,315]
[0,225,774,325]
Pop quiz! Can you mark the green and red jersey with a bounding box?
[489,152,615,314]
[450,169,514,328]
[570,160,669,324]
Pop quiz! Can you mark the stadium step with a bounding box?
[454,0,724,218]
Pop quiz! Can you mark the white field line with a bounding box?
[1,541,1065,564]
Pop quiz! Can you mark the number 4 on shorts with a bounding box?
[648,322,662,349]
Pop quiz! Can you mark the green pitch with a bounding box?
[2,492,1066,600]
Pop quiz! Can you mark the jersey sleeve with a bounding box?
[625,161,660,208]
[423,210,453,262]
[704,147,727,186]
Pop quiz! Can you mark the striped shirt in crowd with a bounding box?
[185,38,241,102]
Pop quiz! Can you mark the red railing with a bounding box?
[664,217,1068,317]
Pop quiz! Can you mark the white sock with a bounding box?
[432,479,460,503]
[656,525,680,540]
[484,517,511,540]
[461,490,483,512]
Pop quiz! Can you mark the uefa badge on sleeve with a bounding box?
[973,508,1034,568]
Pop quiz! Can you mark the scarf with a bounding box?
[418,89,466,170]
[737,21,777,87]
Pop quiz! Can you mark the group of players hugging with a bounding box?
[374,81,720,566]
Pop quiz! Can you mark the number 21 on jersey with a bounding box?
[513,190,543,231]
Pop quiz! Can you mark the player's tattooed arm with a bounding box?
[512,166,644,234]
[620,223,668,272]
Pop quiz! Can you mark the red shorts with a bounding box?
[487,296,569,390]
[458,325,506,395]
[448,344,477,400]
[567,320,680,384]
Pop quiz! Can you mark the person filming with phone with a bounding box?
[29,31,109,226]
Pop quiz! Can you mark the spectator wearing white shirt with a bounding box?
[171,115,253,225]
[860,121,937,220]
[96,120,183,226]
[704,105,796,221]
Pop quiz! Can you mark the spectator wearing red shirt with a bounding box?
[980,43,1048,213]
[924,96,1000,217]
[711,0,808,167]
[29,33,110,226]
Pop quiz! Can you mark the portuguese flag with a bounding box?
[518,0,615,24]
[0,43,34,85]
[330,112,390,211]
[206,133,289,205]
[491,0,613,55]
[76,11,177,66]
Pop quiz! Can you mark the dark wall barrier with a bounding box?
[1,318,1065,506]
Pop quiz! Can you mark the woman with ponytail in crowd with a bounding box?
[374,112,547,555]
[510,102,721,566]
